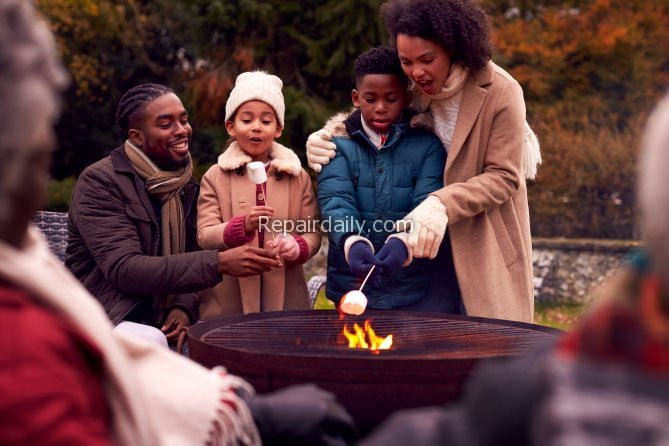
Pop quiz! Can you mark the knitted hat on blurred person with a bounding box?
[225,71,285,127]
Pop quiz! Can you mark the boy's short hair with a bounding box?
[354,46,408,87]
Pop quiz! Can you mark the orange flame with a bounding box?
[342,320,393,352]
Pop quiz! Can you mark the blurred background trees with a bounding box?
[37,0,667,239]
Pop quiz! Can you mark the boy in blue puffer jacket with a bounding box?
[317,46,446,311]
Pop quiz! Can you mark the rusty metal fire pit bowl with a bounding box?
[188,310,560,432]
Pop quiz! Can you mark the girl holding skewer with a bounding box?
[197,71,321,318]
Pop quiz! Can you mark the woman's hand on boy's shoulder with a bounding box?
[306,129,336,172]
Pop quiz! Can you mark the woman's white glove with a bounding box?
[399,195,448,259]
[306,129,336,172]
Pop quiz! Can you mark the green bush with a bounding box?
[47,176,76,211]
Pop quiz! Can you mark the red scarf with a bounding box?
[558,274,669,376]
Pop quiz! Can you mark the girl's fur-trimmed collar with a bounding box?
[217,141,303,176]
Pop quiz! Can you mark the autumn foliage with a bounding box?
[37,0,668,238]
[489,0,668,238]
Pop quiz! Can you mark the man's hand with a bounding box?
[306,129,336,173]
[244,205,274,233]
[218,245,282,276]
[161,308,190,351]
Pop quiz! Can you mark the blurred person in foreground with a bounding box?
[0,1,355,445]
[361,92,669,445]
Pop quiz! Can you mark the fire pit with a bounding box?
[188,310,560,432]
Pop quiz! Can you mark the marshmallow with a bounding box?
[340,290,367,316]
[247,161,267,184]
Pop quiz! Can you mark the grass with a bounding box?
[313,289,335,310]
[534,301,589,331]
[314,288,588,331]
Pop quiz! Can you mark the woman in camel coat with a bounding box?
[308,0,537,322]
[426,60,534,322]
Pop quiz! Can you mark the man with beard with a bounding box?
[66,83,282,348]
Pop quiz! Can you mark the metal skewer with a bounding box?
[359,265,376,292]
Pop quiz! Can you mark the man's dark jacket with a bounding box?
[66,145,221,325]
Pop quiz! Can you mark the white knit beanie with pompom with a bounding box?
[225,70,285,127]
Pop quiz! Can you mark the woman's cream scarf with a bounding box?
[0,227,260,446]
[411,63,469,113]
[410,62,542,180]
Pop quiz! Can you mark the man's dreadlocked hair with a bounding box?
[115,83,174,141]
[353,46,409,88]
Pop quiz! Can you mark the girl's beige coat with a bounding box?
[197,142,321,319]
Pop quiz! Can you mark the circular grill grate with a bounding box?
[190,310,560,432]
[199,310,556,359]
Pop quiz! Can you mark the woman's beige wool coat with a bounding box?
[428,61,534,322]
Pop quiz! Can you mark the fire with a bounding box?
[342,320,393,352]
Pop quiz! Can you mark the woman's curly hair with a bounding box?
[380,0,492,72]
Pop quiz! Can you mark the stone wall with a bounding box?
[304,238,643,304]
[532,238,641,304]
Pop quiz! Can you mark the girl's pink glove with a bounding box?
[266,235,300,261]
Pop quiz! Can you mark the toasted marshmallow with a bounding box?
[340,290,367,315]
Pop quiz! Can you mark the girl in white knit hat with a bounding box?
[197,71,321,318]
[0,3,355,445]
